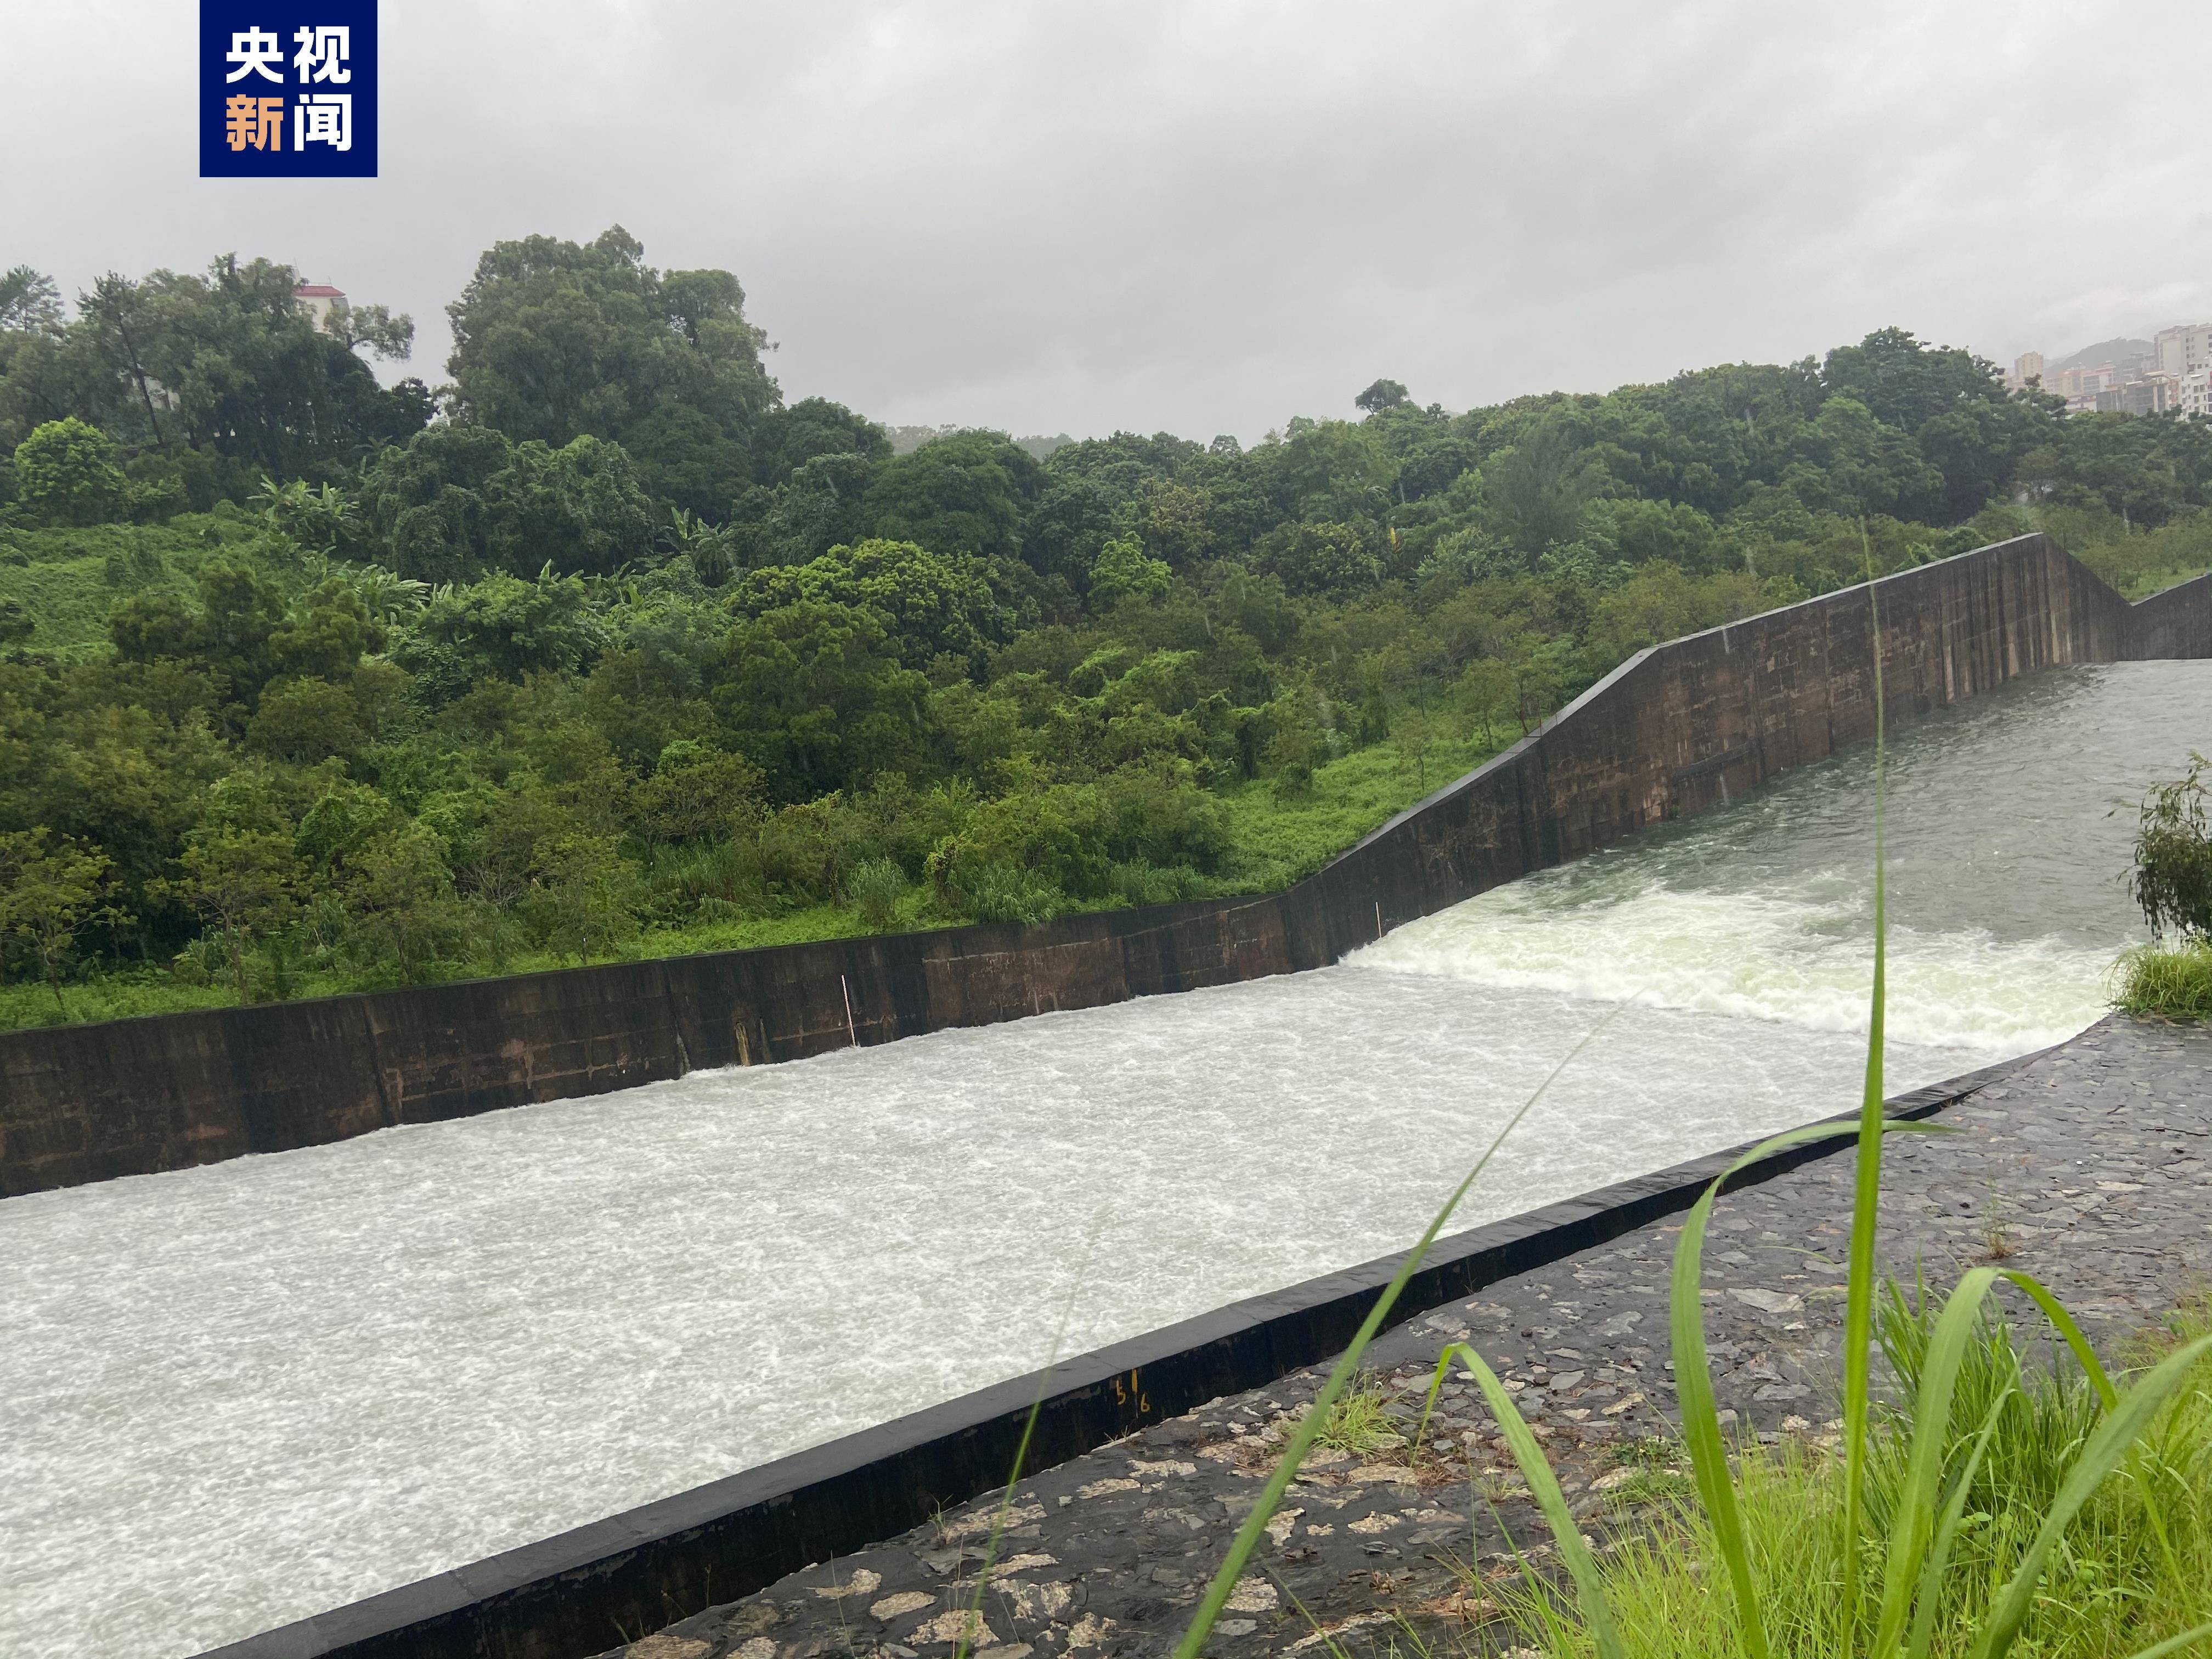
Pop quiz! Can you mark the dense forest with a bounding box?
[3,230,2210,1028]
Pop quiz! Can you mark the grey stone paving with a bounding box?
[600,1017,2212,1659]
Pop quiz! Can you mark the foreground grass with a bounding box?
[1485,1292,2212,1659]
[2113,944,2212,1022]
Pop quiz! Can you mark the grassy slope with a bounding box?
[1208,729,1506,893]
[0,515,280,653]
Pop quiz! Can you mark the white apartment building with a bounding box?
[2182,366,2212,421]
[2155,323,2212,378]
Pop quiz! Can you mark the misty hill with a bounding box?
[888,424,1073,461]
[2049,336,2153,372]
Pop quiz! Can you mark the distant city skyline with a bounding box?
[2006,320,2212,420]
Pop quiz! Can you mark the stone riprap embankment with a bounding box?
[597,1017,2212,1659]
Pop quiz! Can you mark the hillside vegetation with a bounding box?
[3,242,2209,1028]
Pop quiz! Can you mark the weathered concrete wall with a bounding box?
[4,534,2205,1198]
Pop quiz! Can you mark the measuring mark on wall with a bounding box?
[1375,900,1383,941]
[842,975,859,1048]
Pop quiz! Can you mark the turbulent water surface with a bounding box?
[3,661,2205,1658]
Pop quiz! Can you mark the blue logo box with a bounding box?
[200,2,377,177]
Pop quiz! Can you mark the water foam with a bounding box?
[1355,881,2119,1054]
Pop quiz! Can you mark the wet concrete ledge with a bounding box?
[7,533,2206,1199]
[197,1050,2033,1659]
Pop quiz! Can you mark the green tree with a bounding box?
[629,743,766,843]
[759,450,876,566]
[358,423,655,580]
[524,830,641,962]
[730,538,1011,666]
[1089,535,1172,605]
[1355,377,1410,414]
[155,824,304,998]
[0,266,65,335]
[14,416,128,525]
[2129,755,2212,941]
[341,824,464,984]
[444,225,775,470]
[0,828,111,1017]
[388,567,608,699]
[1482,419,1605,554]
[754,396,892,482]
[713,600,931,799]
[1254,521,1384,595]
[268,578,385,680]
[863,430,1042,562]
[61,257,426,476]
[246,677,368,764]
[319,298,415,360]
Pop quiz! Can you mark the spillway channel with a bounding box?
[3,660,2206,1657]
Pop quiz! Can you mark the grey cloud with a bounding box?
[3,0,2207,440]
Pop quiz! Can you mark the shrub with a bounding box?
[1088,535,1172,606]
[2113,943,2212,1021]
[847,857,908,932]
[13,417,128,527]
[943,856,1062,926]
[2129,754,2212,941]
[757,795,871,901]
[1111,860,1203,908]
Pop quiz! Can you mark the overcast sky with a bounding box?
[5,1,2208,441]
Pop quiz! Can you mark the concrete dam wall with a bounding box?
[5,532,2208,1199]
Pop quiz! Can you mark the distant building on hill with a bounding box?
[294,283,345,331]
[2156,323,2212,379]
[2013,324,2212,417]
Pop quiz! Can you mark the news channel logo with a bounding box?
[200,3,377,178]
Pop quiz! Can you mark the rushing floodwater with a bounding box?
[3,662,2207,1658]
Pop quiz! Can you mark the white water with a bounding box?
[2,662,2205,1657]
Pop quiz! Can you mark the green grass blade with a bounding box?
[1967,1333,2212,1659]
[1412,1346,1458,1464]
[1843,533,1891,1627]
[1996,1268,2119,1409]
[2117,1618,2212,1659]
[1453,1341,1627,1659]
[1872,1266,2002,1656]
[1171,1007,1622,1659]
[1668,1115,1944,1659]
[1904,1363,2018,1659]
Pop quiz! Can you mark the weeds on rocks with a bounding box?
[1310,1376,1405,1459]
[2113,943,2212,1022]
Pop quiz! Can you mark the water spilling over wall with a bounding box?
[4,661,2207,1658]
